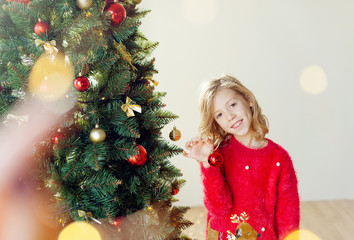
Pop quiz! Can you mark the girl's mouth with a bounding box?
[231,119,242,129]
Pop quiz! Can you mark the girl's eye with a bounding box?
[230,103,236,108]
[216,113,222,118]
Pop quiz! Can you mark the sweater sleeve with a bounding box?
[275,152,300,240]
[200,162,233,218]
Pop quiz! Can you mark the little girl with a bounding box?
[183,75,299,240]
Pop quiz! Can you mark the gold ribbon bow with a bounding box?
[3,114,29,126]
[78,210,102,224]
[121,97,142,117]
[35,39,58,55]
[147,77,159,87]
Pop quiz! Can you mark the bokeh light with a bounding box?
[180,0,218,25]
[285,229,321,240]
[299,65,328,94]
[58,221,101,240]
[28,52,74,101]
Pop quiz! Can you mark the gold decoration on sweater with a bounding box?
[207,219,219,240]
[227,212,260,240]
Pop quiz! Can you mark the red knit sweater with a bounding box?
[201,137,300,240]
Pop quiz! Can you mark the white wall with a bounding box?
[139,0,354,206]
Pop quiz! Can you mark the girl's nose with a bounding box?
[227,111,236,121]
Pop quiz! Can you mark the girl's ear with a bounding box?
[245,95,253,107]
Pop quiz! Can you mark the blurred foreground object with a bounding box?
[0,99,74,240]
[58,221,101,240]
[28,52,74,101]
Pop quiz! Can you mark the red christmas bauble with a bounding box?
[123,85,129,94]
[171,186,179,195]
[74,75,90,92]
[34,20,50,36]
[127,145,147,166]
[106,3,126,26]
[208,152,223,167]
[51,131,64,144]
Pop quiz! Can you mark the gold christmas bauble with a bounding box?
[169,126,181,141]
[89,124,106,143]
[133,0,142,4]
[76,0,93,10]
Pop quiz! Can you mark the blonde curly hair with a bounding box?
[198,75,269,146]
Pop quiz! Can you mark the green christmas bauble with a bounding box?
[76,0,93,10]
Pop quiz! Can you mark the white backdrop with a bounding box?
[139,0,354,206]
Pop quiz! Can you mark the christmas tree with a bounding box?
[0,0,192,239]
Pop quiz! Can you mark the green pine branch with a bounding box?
[82,142,108,171]
[112,17,141,43]
[111,116,141,138]
[141,109,179,129]
[134,9,151,19]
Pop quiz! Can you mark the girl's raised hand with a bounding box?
[182,137,213,167]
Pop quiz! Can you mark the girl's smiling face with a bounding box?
[213,87,254,142]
